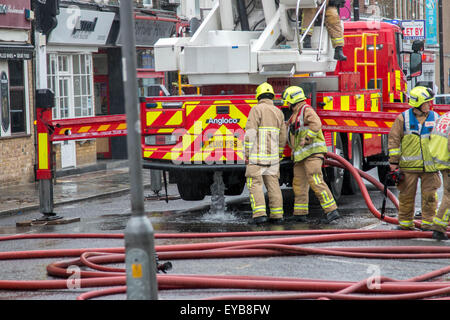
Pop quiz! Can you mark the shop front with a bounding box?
[0,0,35,187]
[100,11,178,160]
[46,6,115,169]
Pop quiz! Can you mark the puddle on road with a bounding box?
[94,199,371,234]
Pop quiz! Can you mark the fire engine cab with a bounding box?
[139,0,444,201]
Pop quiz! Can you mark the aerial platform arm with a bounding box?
[155,0,337,86]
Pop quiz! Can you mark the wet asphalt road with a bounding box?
[0,169,448,301]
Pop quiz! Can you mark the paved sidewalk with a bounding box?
[0,161,152,217]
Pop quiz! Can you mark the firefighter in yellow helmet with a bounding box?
[429,111,450,240]
[244,82,287,224]
[283,86,340,223]
[301,0,347,61]
[388,86,441,231]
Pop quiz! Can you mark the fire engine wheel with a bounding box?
[176,182,206,201]
[343,134,363,195]
[325,133,344,201]
[225,183,245,196]
[224,174,246,196]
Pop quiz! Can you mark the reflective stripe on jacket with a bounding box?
[244,99,287,166]
[399,108,439,172]
[430,111,450,170]
[289,103,327,163]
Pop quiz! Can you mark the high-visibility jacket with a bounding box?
[389,108,439,172]
[430,111,450,171]
[288,102,327,163]
[244,98,286,166]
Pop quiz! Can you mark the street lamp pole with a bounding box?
[119,0,158,300]
[438,0,445,94]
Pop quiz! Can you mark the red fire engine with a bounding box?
[139,0,449,201]
[36,0,450,203]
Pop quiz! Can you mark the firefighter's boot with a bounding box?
[292,215,308,223]
[334,46,347,61]
[250,215,268,225]
[394,225,415,231]
[303,35,312,48]
[321,209,340,224]
[432,230,448,241]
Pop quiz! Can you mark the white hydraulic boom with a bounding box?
[155,0,337,86]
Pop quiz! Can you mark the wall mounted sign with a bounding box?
[425,0,438,45]
[117,18,176,47]
[0,44,33,60]
[48,7,115,46]
[0,0,31,29]
[401,20,426,41]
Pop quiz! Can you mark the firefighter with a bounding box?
[283,86,340,223]
[244,82,287,224]
[429,111,450,240]
[388,86,441,231]
[301,0,347,61]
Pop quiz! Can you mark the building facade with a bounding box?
[46,2,116,169]
[0,0,35,188]
[353,0,445,93]
[0,0,180,186]
[1,0,448,187]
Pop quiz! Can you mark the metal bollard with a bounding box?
[120,0,158,300]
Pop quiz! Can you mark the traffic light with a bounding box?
[34,0,60,37]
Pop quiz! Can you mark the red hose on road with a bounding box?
[0,152,447,300]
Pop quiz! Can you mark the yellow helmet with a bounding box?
[255,82,275,100]
[282,86,307,105]
[408,86,435,108]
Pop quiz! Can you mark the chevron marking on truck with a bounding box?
[318,108,399,132]
[52,118,128,141]
[144,99,252,164]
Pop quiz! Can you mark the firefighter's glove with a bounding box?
[304,136,313,145]
[299,138,306,147]
[386,168,404,186]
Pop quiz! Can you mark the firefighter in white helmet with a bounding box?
[244,82,287,224]
[388,86,441,231]
[301,0,347,61]
[283,86,340,223]
[429,111,450,240]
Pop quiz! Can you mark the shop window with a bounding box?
[73,55,93,117]
[8,60,27,134]
[137,49,154,69]
[47,53,94,119]
[0,60,28,137]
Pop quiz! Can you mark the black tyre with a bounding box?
[343,134,363,195]
[176,181,206,200]
[325,133,344,201]
[224,172,245,196]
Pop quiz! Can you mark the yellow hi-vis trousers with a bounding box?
[397,171,441,230]
[246,164,284,219]
[431,169,450,233]
[292,156,337,216]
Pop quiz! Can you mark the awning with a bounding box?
[0,43,34,60]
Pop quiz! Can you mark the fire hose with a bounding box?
[0,152,448,300]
